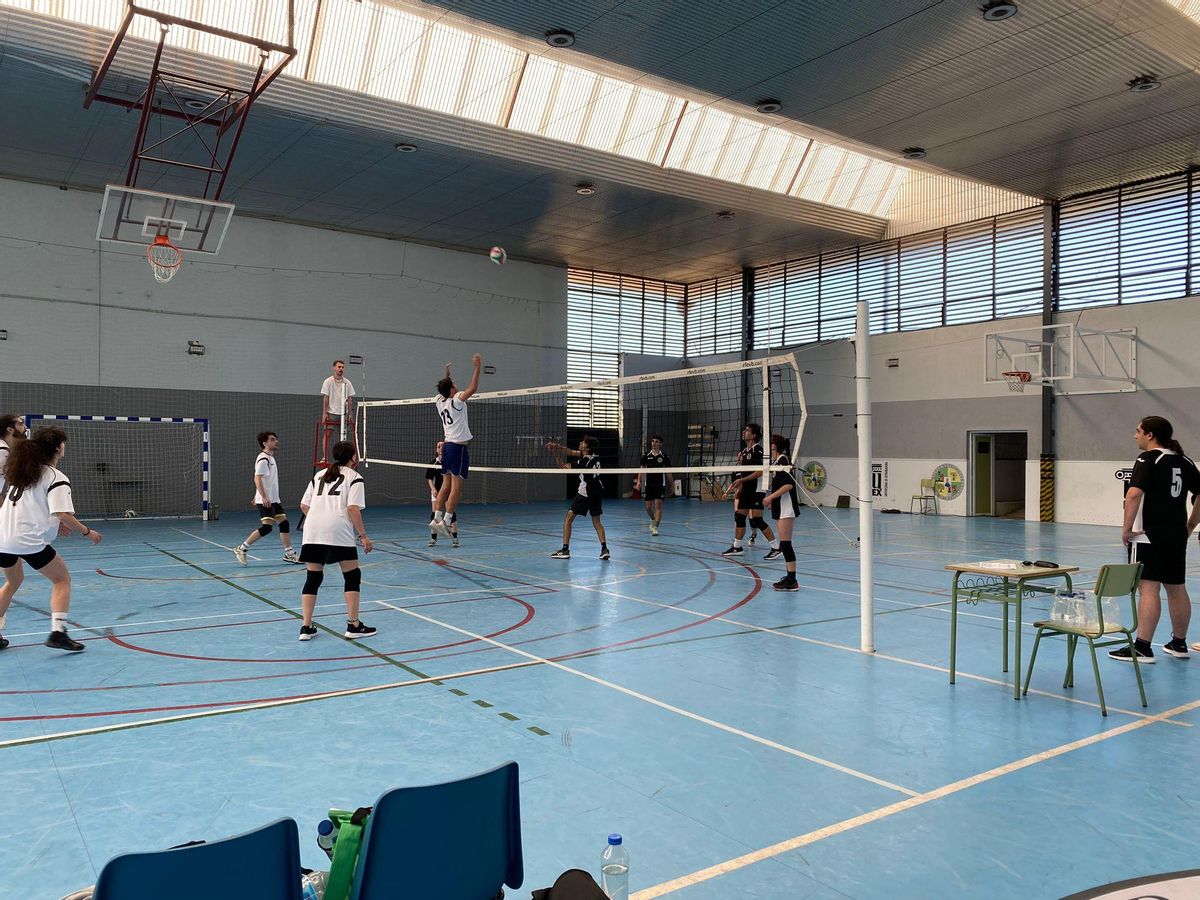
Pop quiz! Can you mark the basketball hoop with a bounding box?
[147,235,183,284]
[1002,370,1033,393]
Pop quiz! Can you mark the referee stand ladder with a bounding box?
[313,417,357,469]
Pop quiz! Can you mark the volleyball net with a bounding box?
[358,353,806,499]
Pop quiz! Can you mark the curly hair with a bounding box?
[4,426,65,491]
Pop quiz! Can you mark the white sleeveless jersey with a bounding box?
[435,394,473,443]
[300,466,366,547]
[0,465,73,553]
[252,452,280,505]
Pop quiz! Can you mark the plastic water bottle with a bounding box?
[601,833,629,900]
[316,819,337,859]
[301,869,329,900]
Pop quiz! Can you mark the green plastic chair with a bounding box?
[1022,563,1147,716]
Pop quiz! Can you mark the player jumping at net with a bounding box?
[233,431,301,565]
[722,423,782,560]
[425,440,458,548]
[432,354,482,537]
[761,433,801,591]
[0,426,103,652]
[297,440,376,641]
[547,436,610,560]
[638,434,673,536]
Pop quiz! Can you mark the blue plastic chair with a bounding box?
[350,761,524,900]
[93,816,302,900]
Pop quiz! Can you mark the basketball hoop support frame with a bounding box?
[83,1,297,202]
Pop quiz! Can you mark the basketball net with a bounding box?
[147,235,183,284]
[1002,370,1032,393]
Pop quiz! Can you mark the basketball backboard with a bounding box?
[984,322,1136,393]
[97,185,234,254]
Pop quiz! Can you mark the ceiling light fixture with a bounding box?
[980,1,1018,21]
[545,29,576,48]
[716,210,735,221]
[575,182,596,195]
[1127,74,1161,93]
[754,98,783,114]
[902,147,927,160]
[394,142,418,152]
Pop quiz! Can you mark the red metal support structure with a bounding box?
[84,1,296,202]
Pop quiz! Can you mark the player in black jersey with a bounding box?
[761,434,801,591]
[721,423,781,559]
[546,436,609,560]
[637,435,673,536]
[1110,416,1200,663]
[424,441,458,548]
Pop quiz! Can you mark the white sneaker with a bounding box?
[233,546,247,565]
[283,548,301,564]
[433,519,452,537]
[427,535,437,547]
[650,524,659,536]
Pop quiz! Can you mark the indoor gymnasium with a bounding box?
[2,1,1200,898]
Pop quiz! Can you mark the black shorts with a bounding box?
[643,483,666,501]
[570,493,603,518]
[1130,539,1186,585]
[736,489,765,511]
[258,502,286,523]
[0,545,58,570]
[299,543,358,565]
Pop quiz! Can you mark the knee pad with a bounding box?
[343,568,362,593]
[302,569,324,594]
[734,512,747,528]
[257,523,274,537]
[781,540,796,563]
[278,519,290,534]
[749,517,767,531]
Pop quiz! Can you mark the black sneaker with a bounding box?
[451,536,460,548]
[0,635,9,651]
[599,546,610,560]
[298,624,318,641]
[721,546,744,556]
[1163,637,1190,659]
[427,535,437,547]
[1109,644,1155,664]
[748,531,757,545]
[773,576,799,592]
[345,620,377,638]
[763,548,783,561]
[45,630,85,652]
[551,548,570,559]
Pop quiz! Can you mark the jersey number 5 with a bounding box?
[1172,469,1183,498]
[317,475,344,496]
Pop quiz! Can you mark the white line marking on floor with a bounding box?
[630,697,1200,898]
[377,600,919,797]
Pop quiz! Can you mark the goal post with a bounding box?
[24,415,210,520]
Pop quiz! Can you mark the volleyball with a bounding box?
[489,246,507,265]
[123,509,138,518]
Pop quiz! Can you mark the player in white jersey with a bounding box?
[233,431,301,565]
[0,426,102,652]
[297,440,376,641]
[431,353,482,536]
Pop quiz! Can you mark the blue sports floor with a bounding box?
[2,500,1198,899]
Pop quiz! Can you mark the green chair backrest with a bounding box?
[1092,562,1142,632]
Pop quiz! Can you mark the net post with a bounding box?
[856,298,875,653]
[760,360,771,491]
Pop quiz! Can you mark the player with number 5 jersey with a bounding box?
[296,440,375,642]
[431,353,482,537]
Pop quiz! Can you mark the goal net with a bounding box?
[358,353,806,500]
[26,415,210,519]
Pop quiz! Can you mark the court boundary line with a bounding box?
[376,601,920,797]
[630,697,1200,898]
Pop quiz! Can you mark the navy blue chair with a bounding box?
[93,816,302,900]
[350,761,524,900]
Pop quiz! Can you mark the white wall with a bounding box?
[0,178,567,396]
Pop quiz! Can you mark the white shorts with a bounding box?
[775,494,797,520]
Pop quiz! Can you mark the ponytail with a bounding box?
[322,441,356,483]
[1140,416,1184,456]
[4,426,65,491]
